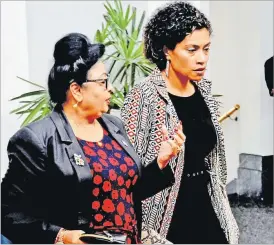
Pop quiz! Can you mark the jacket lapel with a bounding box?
[195,79,222,170]
[150,68,180,129]
[99,115,142,176]
[49,108,92,185]
[50,107,142,179]
[150,68,170,103]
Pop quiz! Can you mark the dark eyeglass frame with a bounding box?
[85,74,109,89]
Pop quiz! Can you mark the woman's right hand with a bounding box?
[157,121,185,170]
[62,230,86,244]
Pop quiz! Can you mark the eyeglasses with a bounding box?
[85,74,109,89]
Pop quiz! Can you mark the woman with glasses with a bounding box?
[1,33,185,244]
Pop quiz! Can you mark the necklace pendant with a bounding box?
[97,141,103,147]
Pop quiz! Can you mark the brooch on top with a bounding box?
[74,154,85,166]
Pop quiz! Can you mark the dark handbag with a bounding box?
[79,231,127,244]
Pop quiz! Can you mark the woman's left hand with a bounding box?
[157,121,186,169]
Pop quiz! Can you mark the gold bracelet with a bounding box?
[55,228,67,244]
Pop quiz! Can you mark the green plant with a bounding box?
[10,0,154,127]
[94,0,155,108]
[9,77,53,127]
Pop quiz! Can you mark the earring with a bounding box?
[165,59,170,78]
[73,101,79,108]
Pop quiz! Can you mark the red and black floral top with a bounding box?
[77,128,141,244]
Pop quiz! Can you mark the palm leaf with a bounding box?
[130,64,136,88]
[16,76,46,89]
[136,10,145,39]
[10,90,47,101]
[112,65,126,84]
[131,7,136,35]
[124,5,131,24]
[21,97,48,127]
[10,103,32,114]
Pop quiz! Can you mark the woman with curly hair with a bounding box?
[121,1,239,244]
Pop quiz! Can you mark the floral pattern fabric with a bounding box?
[77,128,140,244]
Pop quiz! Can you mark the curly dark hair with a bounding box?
[144,1,212,70]
[48,33,105,104]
